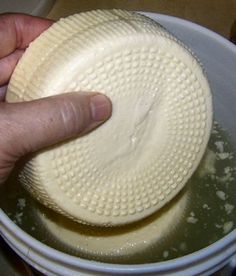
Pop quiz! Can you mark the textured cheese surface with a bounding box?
[7,10,212,226]
[38,188,188,258]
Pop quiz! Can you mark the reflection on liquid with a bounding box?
[0,121,235,264]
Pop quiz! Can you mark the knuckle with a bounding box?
[59,99,86,135]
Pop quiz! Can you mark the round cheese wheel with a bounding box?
[7,10,212,226]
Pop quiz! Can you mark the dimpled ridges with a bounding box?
[38,187,189,258]
[7,10,212,226]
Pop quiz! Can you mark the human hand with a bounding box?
[0,14,112,184]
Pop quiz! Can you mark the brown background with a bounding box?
[47,0,236,43]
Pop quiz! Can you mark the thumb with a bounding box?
[0,91,111,165]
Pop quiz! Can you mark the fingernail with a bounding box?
[90,94,112,122]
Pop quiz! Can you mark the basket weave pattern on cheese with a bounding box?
[7,10,212,226]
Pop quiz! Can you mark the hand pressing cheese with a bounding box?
[7,10,212,226]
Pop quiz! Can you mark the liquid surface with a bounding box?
[0,121,235,264]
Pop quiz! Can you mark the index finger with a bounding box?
[0,13,53,59]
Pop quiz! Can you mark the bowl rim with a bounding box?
[1,208,236,274]
[140,12,236,52]
[1,12,236,275]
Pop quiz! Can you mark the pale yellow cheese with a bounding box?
[38,188,189,258]
[7,10,212,226]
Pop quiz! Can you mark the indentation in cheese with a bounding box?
[7,10,212,226]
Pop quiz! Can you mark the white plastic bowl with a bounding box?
[0,13,236,275]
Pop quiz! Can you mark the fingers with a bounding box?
[0,85,7,101]
[0,92,112,160]
[0,49,24,85]
[0,13,54,58]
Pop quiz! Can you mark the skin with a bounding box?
[0,13,112,184]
